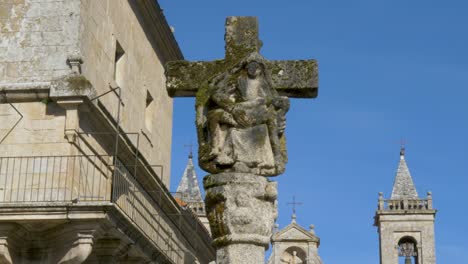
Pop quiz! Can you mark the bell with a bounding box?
[405,256,412,264]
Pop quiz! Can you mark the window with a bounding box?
[398,236,418,264]
[281,246,307,264]
[145,90,154,131]
[114,41,125,87]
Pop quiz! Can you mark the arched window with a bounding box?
[398,236,418,264]
[280,246,307,264]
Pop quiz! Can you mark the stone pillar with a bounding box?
[204,173,277,264]
[56,98,83,143]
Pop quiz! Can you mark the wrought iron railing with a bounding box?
[113,159,183,262]
[0,155,200,263]
[0,155,112,203]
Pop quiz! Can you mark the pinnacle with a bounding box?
[175,155,203,203]
[391,149,419,199]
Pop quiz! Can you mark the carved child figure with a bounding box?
[203,53,289,176]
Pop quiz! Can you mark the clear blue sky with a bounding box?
[160,1,468,263]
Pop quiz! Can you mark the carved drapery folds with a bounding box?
[197,53,290,177]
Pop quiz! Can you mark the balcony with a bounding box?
[0,155,212,263]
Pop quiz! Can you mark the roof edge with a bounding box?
[129,0,184,63]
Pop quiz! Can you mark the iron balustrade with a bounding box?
[0,155,204,263]
[113,159,183,262]
[0,155,112,203]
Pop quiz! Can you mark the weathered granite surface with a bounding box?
[204,173,277,263]
[166,17,318,177]
[198,52,290,176]
[166,16,319,263]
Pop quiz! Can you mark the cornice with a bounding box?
[129,0,184,64]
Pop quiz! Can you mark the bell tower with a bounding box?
[374,148,437,264]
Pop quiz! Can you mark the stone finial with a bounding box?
[67,54,83,74]
[309,224,316,235]
[291,213,297,223]
[378,192,384,210]
[273,224,279,233]
[427,191,433,209]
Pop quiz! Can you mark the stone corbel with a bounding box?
[56,98,84,143]
[0,224,20,264]
[0,237,12,264]
[56,231,94,264]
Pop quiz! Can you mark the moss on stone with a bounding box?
[66,75,92,91]
[206,201,228,239]
[41,98,50,105]
[280,135,288,163]
[270,63,283,76]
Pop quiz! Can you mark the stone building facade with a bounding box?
[268,215,322,264]
[0,0,214,263]
[374,148,436,264]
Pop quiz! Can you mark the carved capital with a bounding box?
[204,173,277,249]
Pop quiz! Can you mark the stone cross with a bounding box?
[167,16,318,177]
[165,16,319,264]
[184,142,194,158]
[287,196,303,216]
[166,17,318,99]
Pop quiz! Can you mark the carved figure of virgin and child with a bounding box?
[196,53,290,176]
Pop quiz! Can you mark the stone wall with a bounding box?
[0,0,80,83]
[0,102,70,155]
[79,0,173,186]
[0,0,175,187]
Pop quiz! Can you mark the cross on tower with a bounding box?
[166,17,318,99]
[399,138,407,157]
[184,142,194,158]
[287,196,302,216]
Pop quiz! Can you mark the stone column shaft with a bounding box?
[204,173,278,264]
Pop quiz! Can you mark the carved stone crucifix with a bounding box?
[165,17,318,264]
